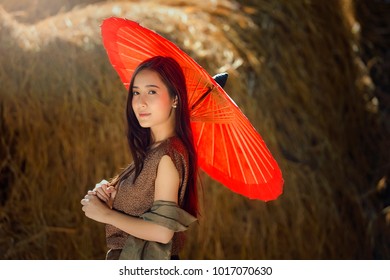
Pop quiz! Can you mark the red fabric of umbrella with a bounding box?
[101,17,283,201]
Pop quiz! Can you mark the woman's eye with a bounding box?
[132,91,139,96]
[148,90,157,95]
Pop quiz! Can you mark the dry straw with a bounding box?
[0,0,388,259]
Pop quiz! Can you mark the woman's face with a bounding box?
[132,69,177,139]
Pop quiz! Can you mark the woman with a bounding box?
[81,56,198,260]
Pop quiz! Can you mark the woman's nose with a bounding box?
[136,94,147,108]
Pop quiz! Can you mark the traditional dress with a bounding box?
[105,136,196,259]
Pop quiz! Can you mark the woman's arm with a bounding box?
[81,155,180,244]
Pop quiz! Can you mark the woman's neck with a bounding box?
[150,130,176,143]
[148,133,176,150]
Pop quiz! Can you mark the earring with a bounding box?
[172,96,178,109]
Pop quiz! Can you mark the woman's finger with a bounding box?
[80,198,89,205]
[94,179,109,191]
[96,188,110,201]
[96,192,108,202]
[96,186,110,196]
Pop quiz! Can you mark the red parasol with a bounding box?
[101,17,283,201]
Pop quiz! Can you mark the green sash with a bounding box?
[119,200,197,260]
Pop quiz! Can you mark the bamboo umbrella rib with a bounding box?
[219,123,231,177]
[237,112,274,175]
[225,124,247,184]
[235,110,277,184]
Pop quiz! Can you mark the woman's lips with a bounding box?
[138,113,151,118]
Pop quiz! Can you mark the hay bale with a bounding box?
[0,0,388,259]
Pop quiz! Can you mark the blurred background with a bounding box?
[0,0,389,259]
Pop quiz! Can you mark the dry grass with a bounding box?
[0,0,389,259]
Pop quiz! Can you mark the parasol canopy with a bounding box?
[101,17,283,201]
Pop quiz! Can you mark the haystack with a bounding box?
[0,0,388,259]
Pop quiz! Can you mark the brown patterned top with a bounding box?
[105,136,189,256]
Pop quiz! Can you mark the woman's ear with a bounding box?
[172,96,178,108]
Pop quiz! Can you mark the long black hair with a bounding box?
[119,56,198,217]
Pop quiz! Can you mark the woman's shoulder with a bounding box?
[151,136,188,167]
[154,136,187,155]
[167,136,187,154]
